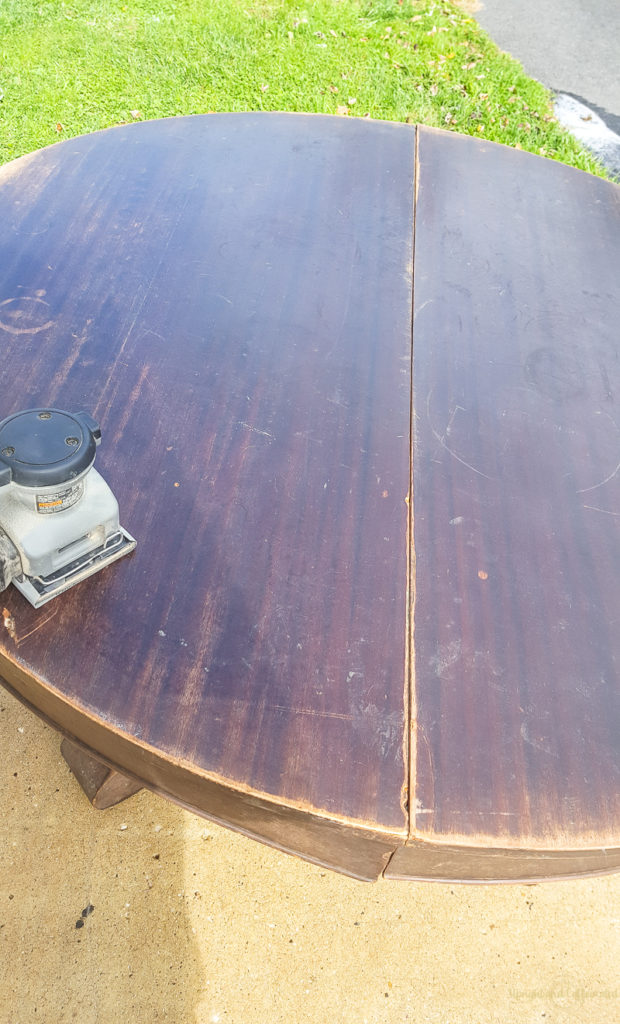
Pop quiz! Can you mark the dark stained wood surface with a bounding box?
[0,114,414,879]
[1,115,619,881]
[405,127,620,866]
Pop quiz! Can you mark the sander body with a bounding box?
[0,408,135,607]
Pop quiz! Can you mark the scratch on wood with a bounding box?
[17,606,59,644]
[520,721,559,758]
[429,639,462,678]
[583,504,620,516]
[46,321,93,404]
[113,362,151,443]
[95,191,193,418]
[426,390,493,480]
[411,722,435,836]
[577,458,620,494]
[236,421,274,439]
[445,404,466,437]
[414,299,435,319]
[269,705,352,721]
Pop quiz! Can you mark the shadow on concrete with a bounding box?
[0,686,203,1023]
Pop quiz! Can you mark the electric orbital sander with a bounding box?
[0,408,135,607]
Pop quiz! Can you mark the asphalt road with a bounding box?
[472,0,620,176]
[474,0,620,120]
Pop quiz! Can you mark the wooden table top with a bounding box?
[0,114,618,882]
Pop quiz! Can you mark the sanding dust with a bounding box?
[2,607,17,642]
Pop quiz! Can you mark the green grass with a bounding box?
[0,0,608,175]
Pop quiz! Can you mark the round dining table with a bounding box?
[0,113,618,881]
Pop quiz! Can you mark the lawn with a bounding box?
[0,0,608,175]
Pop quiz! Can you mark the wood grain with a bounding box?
[410,126,620,854]
[0,115,414,877]
[1,116,619,881]
[385,838,620,883]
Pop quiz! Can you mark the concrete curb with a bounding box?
[554,93,620,180]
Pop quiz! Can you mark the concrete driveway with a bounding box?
[2,686,620,1023]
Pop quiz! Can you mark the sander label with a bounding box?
[36,481,84,514]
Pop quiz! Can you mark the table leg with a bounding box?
[61,738,143,809]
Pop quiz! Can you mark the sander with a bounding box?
[0,408,135,607]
